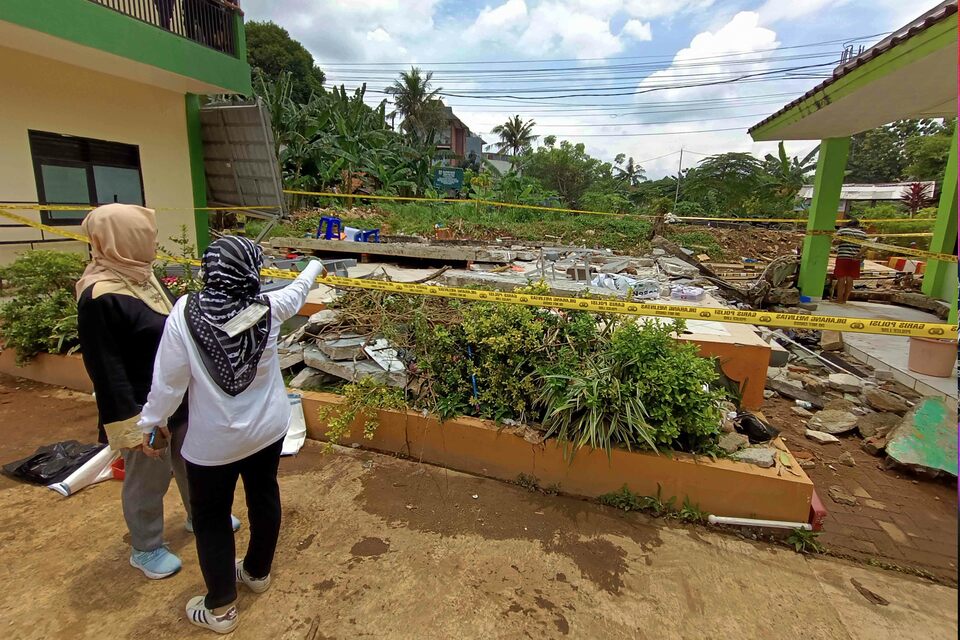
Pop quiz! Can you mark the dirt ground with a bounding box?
[1,375,957,640]
[762,396,958,585]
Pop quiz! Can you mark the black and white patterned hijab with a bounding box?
[185,236,271,396]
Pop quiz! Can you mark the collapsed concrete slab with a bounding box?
[885,397,957,477]
[317,334,369,361]
[303,345,406,388]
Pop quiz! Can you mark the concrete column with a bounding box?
[920,129,957,323]
[799,137,850,299]
[185,93,210,253]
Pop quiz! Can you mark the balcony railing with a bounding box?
[88,0,241,56]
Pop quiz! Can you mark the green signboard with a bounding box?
[433,167,464,192]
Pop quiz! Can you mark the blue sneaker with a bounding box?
[130,546,181,580]
[185,515,242,534]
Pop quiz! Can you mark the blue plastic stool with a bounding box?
[359,229,380,243]
[316,216,342,239]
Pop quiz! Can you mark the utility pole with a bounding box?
[673,148,684,211]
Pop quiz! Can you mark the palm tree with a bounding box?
[614,154,645,187]
[492,115,538,157]
[385,67,443,143]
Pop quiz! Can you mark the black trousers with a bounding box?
[186,438,284,609]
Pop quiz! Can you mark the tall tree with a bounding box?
[845,127,904,183]
[245,21,325,103]
[492,115,538,157]
[384,67,444,144]
[523,140,612,208]
[682,153,767,214]
[904,118,956,181]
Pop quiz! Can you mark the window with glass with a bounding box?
[29,131,144,225]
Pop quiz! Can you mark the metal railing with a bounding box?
[88,0,241,56]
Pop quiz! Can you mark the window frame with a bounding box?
[28,130,146,226]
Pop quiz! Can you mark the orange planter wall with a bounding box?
[0,350,93,393]
[299,391,813,523]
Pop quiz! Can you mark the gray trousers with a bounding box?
[121,425,191,552]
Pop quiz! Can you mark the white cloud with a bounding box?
[546,11,803,178]
[624,0,715,20]
[468,0,529,40]
[518,2,626,58]
[622,19,652,42]
[366,28,392,43]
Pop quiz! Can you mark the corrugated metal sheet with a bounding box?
[797,181,937,201]
[199,100,285,216]
[750,1,958,134]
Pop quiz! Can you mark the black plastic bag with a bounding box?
[2,441,105,485]
[734,412,780,444]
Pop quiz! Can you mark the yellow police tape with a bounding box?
[0,203,279,212]
[283,190,941,226]
[0,199,936,227]
[809,229,957,262]
[2,207,954,340]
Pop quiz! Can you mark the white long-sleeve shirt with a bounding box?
[138,261,324,466]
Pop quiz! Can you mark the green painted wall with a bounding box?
[0,0,251,95]
[921,130,957,317]
[799,137,850,298]
[185,94,210,253]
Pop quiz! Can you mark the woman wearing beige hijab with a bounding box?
[76,203,238,580]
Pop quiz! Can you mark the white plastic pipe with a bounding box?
[708,514,812,531]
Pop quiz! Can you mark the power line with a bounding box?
[318,32,888,66]
[479,126,750,138]
[504,112,770,128]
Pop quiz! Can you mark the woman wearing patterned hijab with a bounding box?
[139,236,324,633]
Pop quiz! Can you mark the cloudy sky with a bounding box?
[241,0,943,178]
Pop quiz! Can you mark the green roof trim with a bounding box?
[750,11,956,141]
[0,0,251,95]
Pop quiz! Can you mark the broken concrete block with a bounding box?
[824,398,856,412]
[791,406,813,418]
[303,345,405,388]
[317,334,369,361]
[763,389,775,399]
[828,485,858,506]
[827,373,863,393]
[731,447,776,468]
[305,309,340,334]
[805,429,841,444]
[767,287,800,306]
[656,256,699,278]
[599,258,631,274]
[885,397,957,477]
[566,266,594,281]
[863,389,911,416]
[278,344,304,370]
[856,412,901,439]
[788,372,827,395]
[862,436,887,457]
[873,369,895,382]
[289,367,334,390]
[820,330,844,352]
[718,432,750,454]
[809,410,858,435]
[838,451,856,467]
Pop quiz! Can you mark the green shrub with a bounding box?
[540,321,724,454]
[0,251,86,363]
[317,377,407,452]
